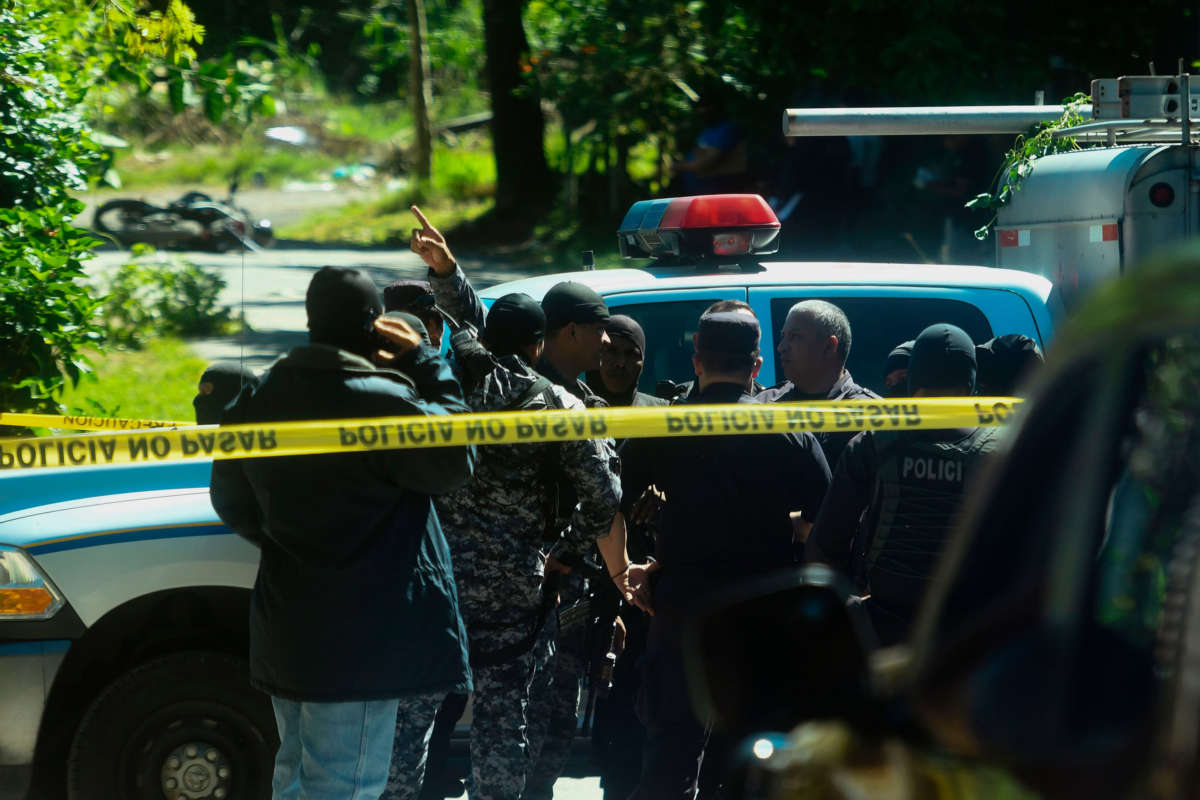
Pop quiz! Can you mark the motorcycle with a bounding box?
[93,179,274,252]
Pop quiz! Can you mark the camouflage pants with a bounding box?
[525,614,587,800]
[380,692,449,800]
[467,622,543,800]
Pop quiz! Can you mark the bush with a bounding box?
[0,205,107,414]
[96,246,239,347]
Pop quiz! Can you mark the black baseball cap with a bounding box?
[542,282,610,329]
[484,293,546,355]
[383,279,437,314]
[695,311,761,356]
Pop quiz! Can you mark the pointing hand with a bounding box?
[409,205,456,276]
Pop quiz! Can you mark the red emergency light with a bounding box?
[618,194,781,262]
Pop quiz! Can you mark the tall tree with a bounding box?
[482,0,552,211]
[408,0,433,179]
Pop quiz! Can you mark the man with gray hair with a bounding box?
[758,299,878,469]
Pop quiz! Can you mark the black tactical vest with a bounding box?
[855,427,1000,616]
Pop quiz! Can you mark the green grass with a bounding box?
[279,139,497,243]
[115,143,346,190]
[61,338,209,423]
[110,90,494,191]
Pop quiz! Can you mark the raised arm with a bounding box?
[410,205,486,330]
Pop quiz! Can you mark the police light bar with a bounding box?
[617,194,781,261]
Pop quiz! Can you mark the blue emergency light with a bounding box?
[617,194,781,262]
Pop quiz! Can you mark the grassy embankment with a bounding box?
[60,338,209,422]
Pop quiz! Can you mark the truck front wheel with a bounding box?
[67,651,277,800]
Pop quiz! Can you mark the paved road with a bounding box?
[90,246,530,369]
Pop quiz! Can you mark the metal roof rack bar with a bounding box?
[781,106,1087,137]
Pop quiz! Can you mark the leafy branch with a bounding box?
[967,91,1090,240]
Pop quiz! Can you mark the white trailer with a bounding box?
[783,73,1200,307]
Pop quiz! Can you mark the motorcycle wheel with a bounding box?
[93,199,156,248]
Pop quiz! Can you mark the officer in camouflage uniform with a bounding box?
[383,207,629,800]
[525,281,619,800]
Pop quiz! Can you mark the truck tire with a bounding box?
[66,652,276,800]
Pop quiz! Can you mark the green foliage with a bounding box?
[61,337,211,422]
[95,246,239,347]
[351,0,487,102]
[1,5,111,414]
[0,5,108,208]
[966,93,1089,239]
[1,0,276,415]
[525,0,708,181]
[0,205,106,414]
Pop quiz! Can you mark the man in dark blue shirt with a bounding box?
[620,308,832,799]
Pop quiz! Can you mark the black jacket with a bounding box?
[209,344,476,701]
[620,382,832,633]
[805,426,1000,643]
[755,370,878,471]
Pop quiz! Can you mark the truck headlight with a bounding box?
[0,546,64,619]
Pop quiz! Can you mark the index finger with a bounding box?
[410,204,435,232]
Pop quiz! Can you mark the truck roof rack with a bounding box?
[783,71,1198,146]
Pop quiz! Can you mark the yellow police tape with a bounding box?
[0,398,1022,473]
[0,413,192,432]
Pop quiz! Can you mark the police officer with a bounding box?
[975,333,1043,396]
[587,315,669,408]
[192,362,257,424]
[758,300,878,468]
[384,279,447,349]
[525,281,620,800]
[883,339,914,398]
[537,281,611,404]
[391,208,630,800]
[585,314,665,800]
[806,323,1001,645]
[621,308,832,799]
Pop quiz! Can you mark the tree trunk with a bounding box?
[482,0,551,212]
[407,0,433,181]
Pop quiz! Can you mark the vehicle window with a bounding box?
[611,300,727,393]
[768,297,993,396]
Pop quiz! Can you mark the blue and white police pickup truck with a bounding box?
[0,194,1057,800]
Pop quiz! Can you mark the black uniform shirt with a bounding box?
[806,426,998,592]
[756,370,878,470]
[620,381,832,620]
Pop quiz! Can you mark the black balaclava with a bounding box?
[305,266,382,357]
[605,315,647,357]
[193,363,258,424]
[908,323,977,394]
[484,293,546,359]
[976,334,1043,396]
[587,315,649,404]
[883,339,915,398]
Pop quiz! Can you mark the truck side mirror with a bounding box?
[683,564,878,737]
